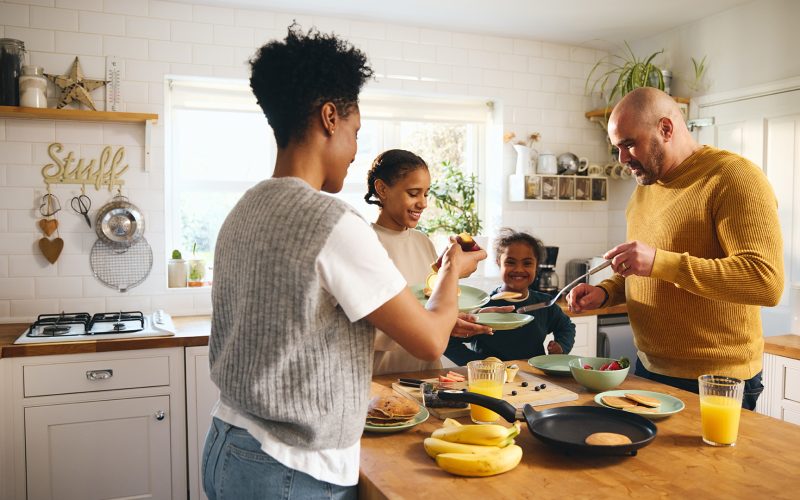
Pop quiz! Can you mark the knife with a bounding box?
[398,377,426,387]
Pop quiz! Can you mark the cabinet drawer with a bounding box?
[784,365,800,404]
[24,356,171,397]
[572,322,589,349]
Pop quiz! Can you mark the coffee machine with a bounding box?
[534,246,559,295]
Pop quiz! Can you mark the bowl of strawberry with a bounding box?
[568,356,630,392]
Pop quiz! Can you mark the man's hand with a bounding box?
[603,240,656,277]
[566,283,606,313]
[450,306,514,339]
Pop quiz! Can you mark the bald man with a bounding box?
[567,88,783,410]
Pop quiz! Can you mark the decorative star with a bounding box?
[46,57,108,111]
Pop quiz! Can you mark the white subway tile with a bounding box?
[5,26,54,52]
[30,6,78,31]
[435,46,469,66]
[6,120,54,142]
[104,0,147,16]
[369,39,403,60]
[0,142,33,164]
[513,39,542,57]
[60,296,106,312]
[402,43,435,64]
[435,82,469,96]
[192,44,234,66]
[350,20,385,40]
[123,102,160,114]
[235,46,256,66]
[105,294,152,312]
[512,72,541,91]
[100,123,144,146]
[9,255,58,277]
[103,36,149,59]
[468,50,500,70]
[213,25,254,47]
[253,28,284,45]
[79,11,125,36]
[274,14,312,33]
[311,15,350,36]
[384,59,419,80]
[541,75,570,93]
[0,119,5,140]
[54,121,104,144]
[512,107,542,125]
[148,40,192,63]
[498,53,527,72]
[154,292,196,315]
[148,0,192,21]
[5,164,46,188]
[193,291,211,312]
[56,0,102,11]
[528,56,557,75]
[126,16,171,40]
[452,32,484,50]
[527,91,557,109]
[12,299,60,319]
[483,69,514,88]
[542,42,570,60]
[451,66,483,86]
[556,127,583,144]
[54,31,102,56]
[169,63,213,77]
[481,35,513,54]
[193,4,234,25]
[234,8,275,29]
[0,256,8,277]
[420,28,451,47]
[171,20,213,43]
[556,60,586,79]
[10,0,54,6]
[35,276,83,298]
[82,276,120,296]
[419,63,451,83]
[0,3,31,27]
[125,59,170,82]
[0,301,10,319]
[212,65,248,79]
[400,79,437,94]
[386,24,419,43]
[0,210,7,232]
[120,80,149,104]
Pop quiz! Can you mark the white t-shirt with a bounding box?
[212,210,406,486]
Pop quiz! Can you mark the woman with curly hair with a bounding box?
[203,25,485,499]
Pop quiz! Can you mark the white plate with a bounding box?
[409,284,490,312]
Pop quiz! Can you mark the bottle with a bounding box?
[0,38,26,106]
[19,65,47,108]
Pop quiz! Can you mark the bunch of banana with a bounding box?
[423,419,523,477]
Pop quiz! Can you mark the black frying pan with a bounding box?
[438,390,657,456]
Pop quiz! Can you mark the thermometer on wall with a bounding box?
[105,55,122,112]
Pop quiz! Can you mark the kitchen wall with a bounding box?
[0,0,615,322]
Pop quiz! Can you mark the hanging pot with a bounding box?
[94,195,145,246]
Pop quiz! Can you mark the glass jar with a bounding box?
[0,38,26,106]
[19,65,47,108]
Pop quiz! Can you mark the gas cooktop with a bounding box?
[14,310,175,344]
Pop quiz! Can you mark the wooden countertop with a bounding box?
[360,363,800,499]
[0,316,211,358]
[765,334,800,361]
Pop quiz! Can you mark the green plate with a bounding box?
[528,354,580,376]
[474,312,534,331]
[409,284,490,313]
[594,389,685,420]
[364,407,429,434]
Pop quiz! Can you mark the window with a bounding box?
[165,78,491,270]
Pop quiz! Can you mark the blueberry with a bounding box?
[540,383,547,389]
[534,386,541,391]
[511,390,518,396]
[521,381,528,387]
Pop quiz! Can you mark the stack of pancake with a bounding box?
[366,395,420,426]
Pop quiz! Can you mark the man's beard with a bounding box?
[630,137,664,185]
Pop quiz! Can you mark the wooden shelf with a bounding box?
[585,96,690,119]
[0,105,158,123]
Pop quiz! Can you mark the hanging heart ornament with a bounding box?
[38,237,64,264]
[38,219,59,236]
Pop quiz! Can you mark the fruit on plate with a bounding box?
[431,422,521,446]
[445,371,466,382]
[599,357,630,371]
[431,232,482,272]
[435,444,523,477]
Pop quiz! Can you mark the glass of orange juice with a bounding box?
[467,360,505,424]
[698,374,745,446]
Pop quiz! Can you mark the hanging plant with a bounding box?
[585,41,665,106]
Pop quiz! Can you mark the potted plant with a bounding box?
[585,41,665,106]
[187,242,206,287]
[419,161,482,237]
[167,249,187,288]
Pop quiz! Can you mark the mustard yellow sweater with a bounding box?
[600,146,783,380]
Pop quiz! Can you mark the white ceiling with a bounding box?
[177,0,754,50]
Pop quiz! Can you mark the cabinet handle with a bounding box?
[85,369,113,381]
[155,410,166,421]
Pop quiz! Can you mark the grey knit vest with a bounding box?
[209,177,375,450]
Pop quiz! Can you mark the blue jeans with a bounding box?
[202,417,357,500]
[635,359,764,411]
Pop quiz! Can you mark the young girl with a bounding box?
[365,150,505,374]
[444,228,575,364]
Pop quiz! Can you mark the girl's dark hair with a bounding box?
[364,149,429,208]
[249,23,373,148]
[493,227,545,265]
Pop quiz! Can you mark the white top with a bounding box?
[213,210,406,486]
[371,223,442,374]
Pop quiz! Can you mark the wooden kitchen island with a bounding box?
[361,363,800,499]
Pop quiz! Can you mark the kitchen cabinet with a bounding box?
[4,348,187,500]
[566,315,597,357]
[761,352,800,424]
[186,346,218,500]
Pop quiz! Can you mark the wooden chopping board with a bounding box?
[392,371,578,419]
